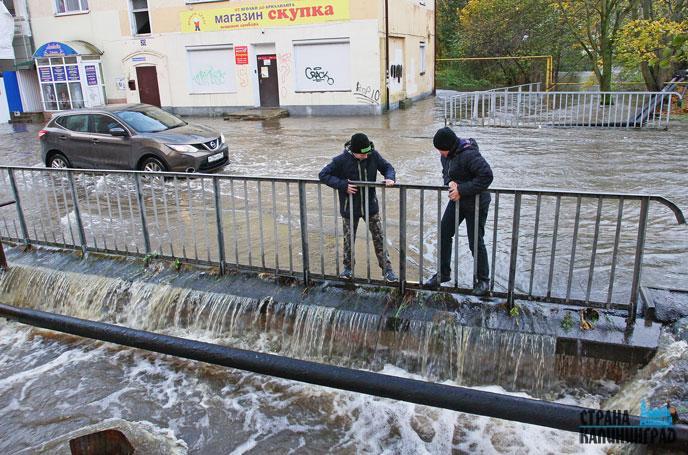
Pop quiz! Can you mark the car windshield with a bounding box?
[114,107,186,133]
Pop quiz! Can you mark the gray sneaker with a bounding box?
[339,267,352,279]
[426,273,451,288]
[473,280,490,297]
[383,268,398,282]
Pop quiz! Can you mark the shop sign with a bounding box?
[52,66,66,82]
[39,67,53,82]
[66,65,80,81]
[85,65,98,86]
[234,46,248,65]
[34,41,78,57]
[180,0,349,33]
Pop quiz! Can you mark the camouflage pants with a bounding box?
[342,213,392,270]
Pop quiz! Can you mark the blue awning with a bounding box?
[33,41,103,58]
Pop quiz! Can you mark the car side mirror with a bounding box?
[109,127,128,137]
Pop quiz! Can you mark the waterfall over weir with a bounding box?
[0,260,558,395]
[1,244,660,400]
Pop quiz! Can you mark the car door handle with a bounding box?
[59,135,67,140]
[92,139,100,144]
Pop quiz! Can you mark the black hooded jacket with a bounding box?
[319,142,396,218]
[441,138,493,207]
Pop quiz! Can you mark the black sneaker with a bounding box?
[473,280,490,297]
[426,273,451,288]
[383,268,398,282]
[339,267,352,279]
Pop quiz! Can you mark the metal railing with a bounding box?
[0,166,685,324]
[444,91,680,129]
[0,199,14,270]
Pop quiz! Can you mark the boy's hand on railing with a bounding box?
[347,181,358,194]
[382,179,395,187]
[448,181,461,201]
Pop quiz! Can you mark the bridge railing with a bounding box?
[444,91,680,129]
[0,166,685,324]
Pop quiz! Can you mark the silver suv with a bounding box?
[40,104,229,173]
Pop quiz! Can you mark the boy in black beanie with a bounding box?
[429,127,493,296]
[319,133,398,282]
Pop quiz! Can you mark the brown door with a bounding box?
[257,55,280,107]
[136,66,161,107]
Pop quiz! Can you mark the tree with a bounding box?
[618,18,687,90]
[620,0,688,90]
[436,0,467,58]
[458,0,574,85]
[554,0,637,93]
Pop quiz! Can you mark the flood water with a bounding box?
[0,96,686,453]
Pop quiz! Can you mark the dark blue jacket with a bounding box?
[319,144,396,218]
[441,138,493,208]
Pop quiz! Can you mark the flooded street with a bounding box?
[0,97,687,453]
[2,97,686,209]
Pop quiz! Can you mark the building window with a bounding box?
[130,0,151,35]
[54,0,89,14]
[294,39,351,92]
[36,57,87,111]
[419,42,426,75]
[186,46,237,94]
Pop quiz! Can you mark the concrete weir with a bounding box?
[0,245,663,392]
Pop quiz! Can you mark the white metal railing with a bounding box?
[444,91,680,129]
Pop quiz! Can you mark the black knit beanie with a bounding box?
[350,133,372,154]
[433,127,458,151]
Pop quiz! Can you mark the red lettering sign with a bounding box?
[235,46,249,65]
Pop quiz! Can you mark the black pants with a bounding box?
[440,200,490,283]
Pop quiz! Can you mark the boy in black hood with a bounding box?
[319,133,398,282]
[428,127,493,296]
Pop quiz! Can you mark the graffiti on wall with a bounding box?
[191,66,228,87]
[237,66,250,88]
[304,66,335,85]
[278,52,292,98]
[390,64,403,83]
[353,82,380,105]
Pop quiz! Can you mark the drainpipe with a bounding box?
[384,0,390,112]
[432,1,436,96]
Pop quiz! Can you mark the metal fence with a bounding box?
[1,166,685,324]
[444,91,679,129]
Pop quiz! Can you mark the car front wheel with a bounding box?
[47,153,70,169]
[140,157,167,173]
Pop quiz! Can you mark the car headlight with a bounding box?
[167,144,198,154]
[220,133,225,144]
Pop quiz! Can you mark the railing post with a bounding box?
[665,93,673,130]
[298,181,310,285]
[0,239,7,270]
[67,170,88,256]
[7,169,29,246]
[133,173,151,254]
[507,193,522,307]
[399,186,407,293]
[628,197,649,325]
[213,177,226,275]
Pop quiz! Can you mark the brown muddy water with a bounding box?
[0,96,687,453]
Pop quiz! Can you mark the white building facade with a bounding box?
[27,0,435,115]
